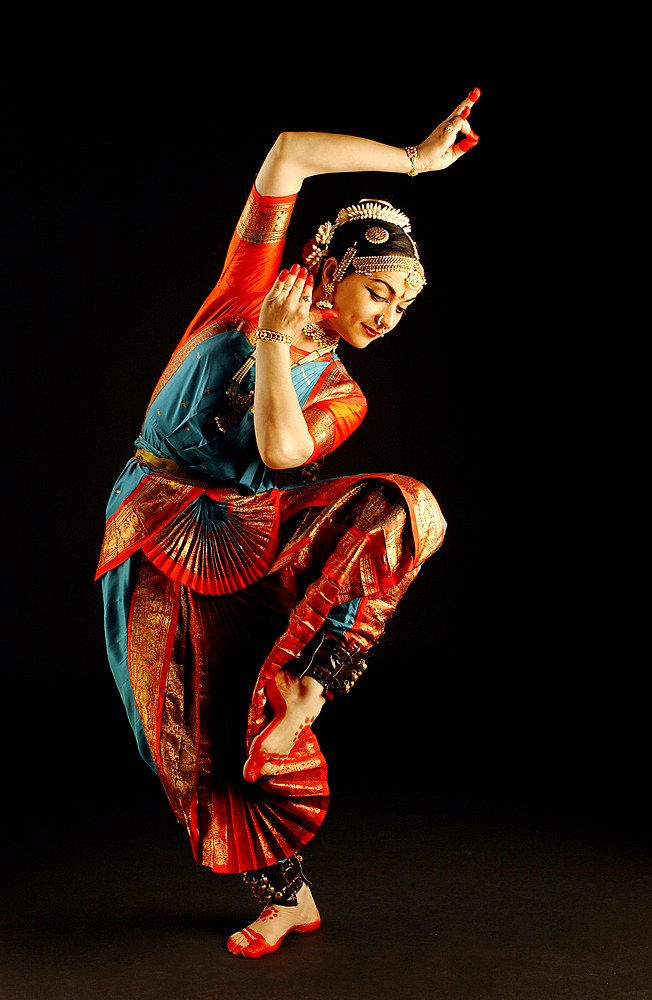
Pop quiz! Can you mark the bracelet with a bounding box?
[256,328,292,345]
[404,146,418,177]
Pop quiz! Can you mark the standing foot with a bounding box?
[227,883,321,958]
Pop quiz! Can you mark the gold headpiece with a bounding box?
[303,199,426,292]
[352,253,426,292]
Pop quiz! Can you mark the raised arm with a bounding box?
[253,88,481,469]
[256,88,480,196]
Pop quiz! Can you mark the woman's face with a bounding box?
[323,261,419,349]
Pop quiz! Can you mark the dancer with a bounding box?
[96,88,481,958]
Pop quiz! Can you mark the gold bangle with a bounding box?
[404,146,418,177]
[256,328,292,345]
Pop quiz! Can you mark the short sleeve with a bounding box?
[173,184,297,352]
[302,358,368,461]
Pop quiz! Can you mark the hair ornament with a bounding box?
[335,199,412,232]
[303,198,425,291]
[365,227,390,244]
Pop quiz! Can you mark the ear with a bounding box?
[322,257,339,283]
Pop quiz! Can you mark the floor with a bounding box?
[2,766,651,1000]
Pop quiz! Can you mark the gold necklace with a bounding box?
[303,322,338,350]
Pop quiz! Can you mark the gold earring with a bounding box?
[316,281,334,311]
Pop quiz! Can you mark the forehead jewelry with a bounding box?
[304,199,426,292]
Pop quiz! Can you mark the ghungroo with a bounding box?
[288,631,368,697]
[242,854,310,908]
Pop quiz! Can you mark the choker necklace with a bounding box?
[303,322,338,350]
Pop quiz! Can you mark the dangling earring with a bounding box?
[316,281,334,311]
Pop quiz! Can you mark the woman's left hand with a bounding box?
[414,87,481,172]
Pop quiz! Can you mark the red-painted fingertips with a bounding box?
[320,309,338,319]
[460,106,471,120]
[468,87,481,101]
[290,264,301,276]
[298,266,308,278]
[458,135,480,152]
[279,269,289,281]
[306,274,314,286]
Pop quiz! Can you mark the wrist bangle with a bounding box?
[256,328,292,345]
[404,146,418,177]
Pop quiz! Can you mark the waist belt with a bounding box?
[134,447,187,477]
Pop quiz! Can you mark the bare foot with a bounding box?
[227,883,321,958]
[243,670,327,781]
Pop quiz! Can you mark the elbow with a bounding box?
[274,131,298,155]
[272,131,311,170]
[260,443,314,471]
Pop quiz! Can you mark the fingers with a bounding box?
[443,87,481,157]
[266,265,314,321]
[451,86,481,119]
[454,131,480,154]
[440,114,480,153]
[275,264,312,295]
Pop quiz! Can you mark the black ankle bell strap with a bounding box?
[288,631,368,697]
[242,854,310,908]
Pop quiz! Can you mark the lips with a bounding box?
[361,325,378,338]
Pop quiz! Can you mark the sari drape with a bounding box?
[97,182,446,873]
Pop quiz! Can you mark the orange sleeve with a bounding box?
[174,184,297,351]
[304,397,368,462]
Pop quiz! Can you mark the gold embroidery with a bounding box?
[236,189,295,244]
[304,409,334,456]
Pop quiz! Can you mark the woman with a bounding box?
[96,88,481,958]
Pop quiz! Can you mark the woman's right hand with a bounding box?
[258,265,314,342]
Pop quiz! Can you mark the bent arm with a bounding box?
[254,338,315,469]
[256,132,414,196]
[253,267,315,469]
[256,89,481,196]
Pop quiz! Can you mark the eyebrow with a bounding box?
[368,277,418,303]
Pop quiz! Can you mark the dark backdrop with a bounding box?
[6,57,641,859]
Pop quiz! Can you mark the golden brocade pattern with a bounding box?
[102,464,445,873]
[127,557,180,782]
[235,188,296,244]
[304,408,334,455]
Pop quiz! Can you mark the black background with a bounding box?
[6,47,641,858]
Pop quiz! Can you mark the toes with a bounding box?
[227,932,245,955]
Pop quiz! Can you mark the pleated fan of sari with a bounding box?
[133,562,329,873]
[141,490,281,596]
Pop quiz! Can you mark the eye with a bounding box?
[366,286,388,303]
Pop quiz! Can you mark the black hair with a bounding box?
[304,202,418,281]
[326,217,417,272]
